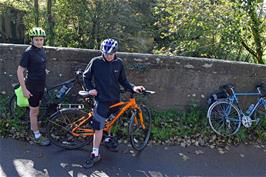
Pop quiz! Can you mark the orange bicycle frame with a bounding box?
[70,97,146,137]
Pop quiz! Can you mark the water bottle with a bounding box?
[246,104,254,115]
[56,85,68,99]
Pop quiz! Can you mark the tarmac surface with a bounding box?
[0,138,266,177]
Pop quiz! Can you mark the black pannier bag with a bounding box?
[207,84,234,107]
[207,90,228,107]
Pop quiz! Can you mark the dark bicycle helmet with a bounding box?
[29,27,46,37]
[100,38,118,54]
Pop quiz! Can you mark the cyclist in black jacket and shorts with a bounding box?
[83,38,144,168]
[17,27,50,146]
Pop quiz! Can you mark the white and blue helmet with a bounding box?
[100,38,118,54]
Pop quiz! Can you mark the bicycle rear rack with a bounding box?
[58,104,84,110]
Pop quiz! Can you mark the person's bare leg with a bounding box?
[30,106,50,146]
[30,106,39,132]
[93,130,103,148]
[92,129,103,156]
[83,129,102,168]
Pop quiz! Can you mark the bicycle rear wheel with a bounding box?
[129,105,152,151]
[207,100,241,136]
[8,94,29,120]
[46,109,93,150]
[8,94,48,121]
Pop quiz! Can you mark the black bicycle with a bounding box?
[8,69,92,122]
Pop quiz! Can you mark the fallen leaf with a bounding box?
[180,142,186,148]
[195,150,204,155]
[178,153,190,161]
[218,150,225,154]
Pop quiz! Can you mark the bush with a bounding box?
[0,94,265,146]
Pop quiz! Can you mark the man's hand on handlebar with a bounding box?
[88,89,97,96]
[133,86,145,93]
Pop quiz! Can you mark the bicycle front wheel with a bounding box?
[46,109,93,150]
[129,105,152,151]
[253,103,266,125]
[207,100,241,136]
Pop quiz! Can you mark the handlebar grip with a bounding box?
[143,90,156,94]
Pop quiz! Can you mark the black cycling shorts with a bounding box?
[26,81,45,107]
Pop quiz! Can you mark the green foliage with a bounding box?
[1,0,265,63]
[0,95,27,137]
[153,0,266,63]
[52,0,155,52]
[0,95,9,119]
[0,0,155,52]
[151,107,209,141]
[0,93,265,144]
[0,118,28,138]
[109,114,130,140]
[236,128,247,141]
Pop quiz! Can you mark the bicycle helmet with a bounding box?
[100,38,118,54]
[29,27,46,37]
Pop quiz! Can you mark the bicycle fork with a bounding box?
[131,109,146,129]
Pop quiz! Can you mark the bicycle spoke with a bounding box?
[208,101,241,136]
[253,104,266,125]
[47,109,93,150]
[129,106,151,151]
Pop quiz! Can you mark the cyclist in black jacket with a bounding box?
[17,27,50,146]
[83,38,144,168]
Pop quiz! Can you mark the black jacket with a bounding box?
[83,55,134,102]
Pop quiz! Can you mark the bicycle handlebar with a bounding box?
[79,89,156,98]
[256,83,265,96]
[140,90,156,95]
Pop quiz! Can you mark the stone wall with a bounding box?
[1,43,266,110]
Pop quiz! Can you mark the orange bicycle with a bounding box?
[46,89,155,151]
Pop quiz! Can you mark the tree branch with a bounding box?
[241,39,258,59]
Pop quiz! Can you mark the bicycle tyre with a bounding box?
[8,94,29,120]
[207,100,241,136]
[253,103,266,125]
[8,94,48,121]
[46,108,93,150]
[129,105,152,151]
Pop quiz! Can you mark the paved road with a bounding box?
[0,138,266,177]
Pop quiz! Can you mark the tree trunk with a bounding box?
[47,0,55,45]
[245,0,264,64]
[34,0,39,27]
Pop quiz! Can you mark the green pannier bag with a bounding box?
[15,86,29,107]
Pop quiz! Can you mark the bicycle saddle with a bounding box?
[221,84,234,90]
[256,83,264,88]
